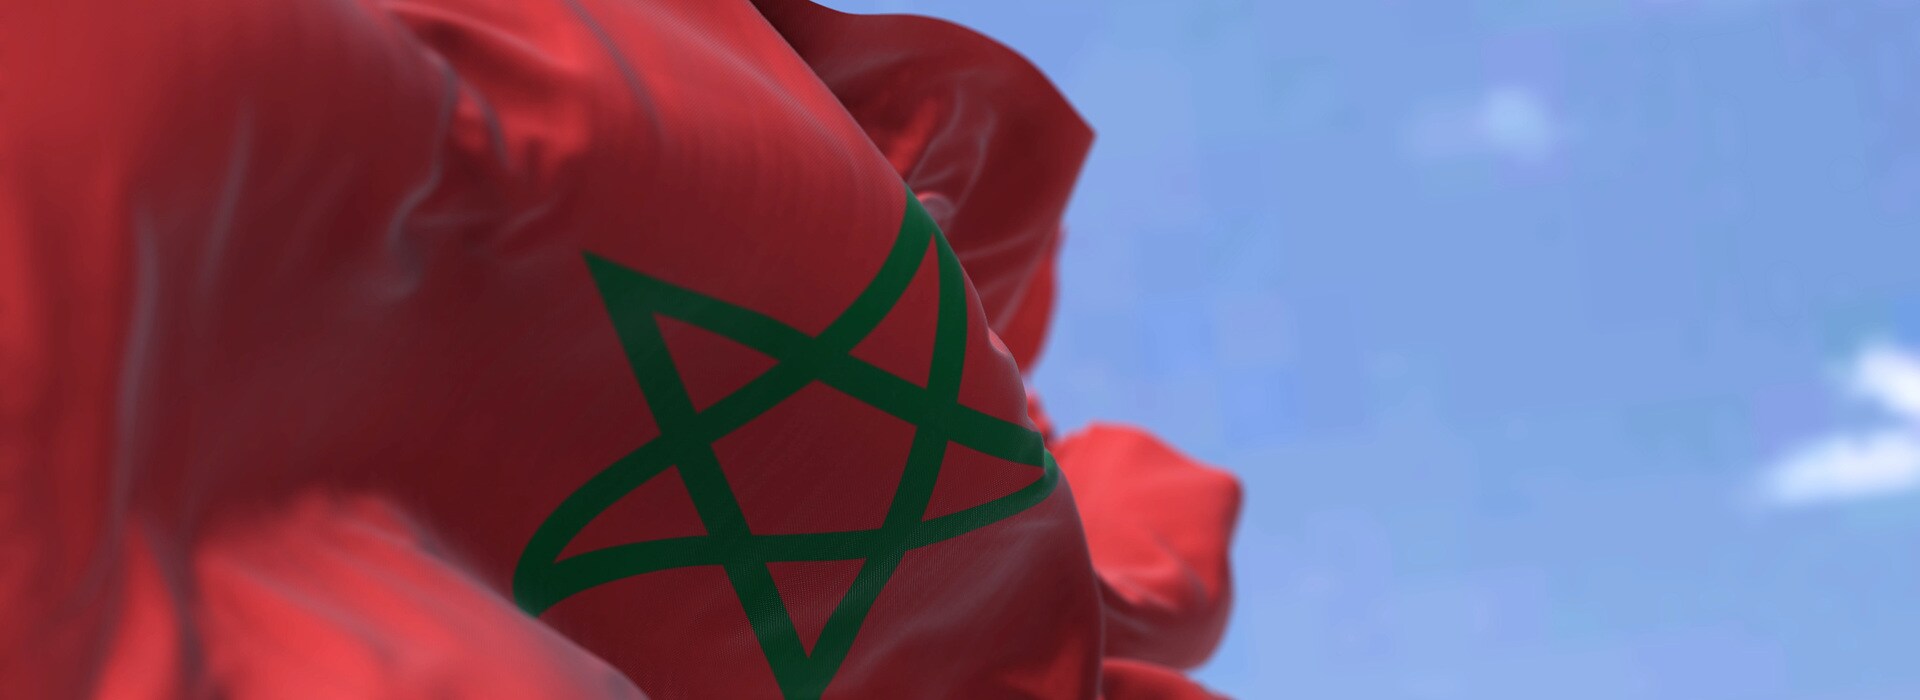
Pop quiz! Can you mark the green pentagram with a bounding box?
[513,189,1060,699]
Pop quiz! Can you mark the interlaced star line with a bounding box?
[514,190,1060,699]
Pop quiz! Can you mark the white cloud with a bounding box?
[1847,341,1920,423]
[1757,341,1920,508]
[1760,429,1920,507]
[1405,86,1562,165]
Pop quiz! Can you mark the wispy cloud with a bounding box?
[1404,86,1563,165]
[1757,341,1920,508]
[1847,342,1920,423]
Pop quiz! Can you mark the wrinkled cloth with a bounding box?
[1,0,1241,697]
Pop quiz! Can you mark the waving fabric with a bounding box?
[1,1,1239,697]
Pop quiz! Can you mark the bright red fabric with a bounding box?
[1,1,1240,698]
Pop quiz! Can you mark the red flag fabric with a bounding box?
[2,0,1241,698]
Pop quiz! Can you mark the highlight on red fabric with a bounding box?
[1055,425,1243,670]
[1101,658,1230,700]
[3,0,1240,698]
[753,0,1089,359]
[190,494,649,700]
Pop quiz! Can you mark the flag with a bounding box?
[1,0,1241,697]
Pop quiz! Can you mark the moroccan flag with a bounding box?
[1,0,1241,698]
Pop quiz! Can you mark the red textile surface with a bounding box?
[1,1,1241,697]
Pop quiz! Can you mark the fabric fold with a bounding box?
[3,1,1239,697]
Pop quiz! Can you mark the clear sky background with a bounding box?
[825,2,1920,697]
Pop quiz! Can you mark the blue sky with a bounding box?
[824,1,1920,697]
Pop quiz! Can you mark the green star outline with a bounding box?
[513,189,1060,699]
